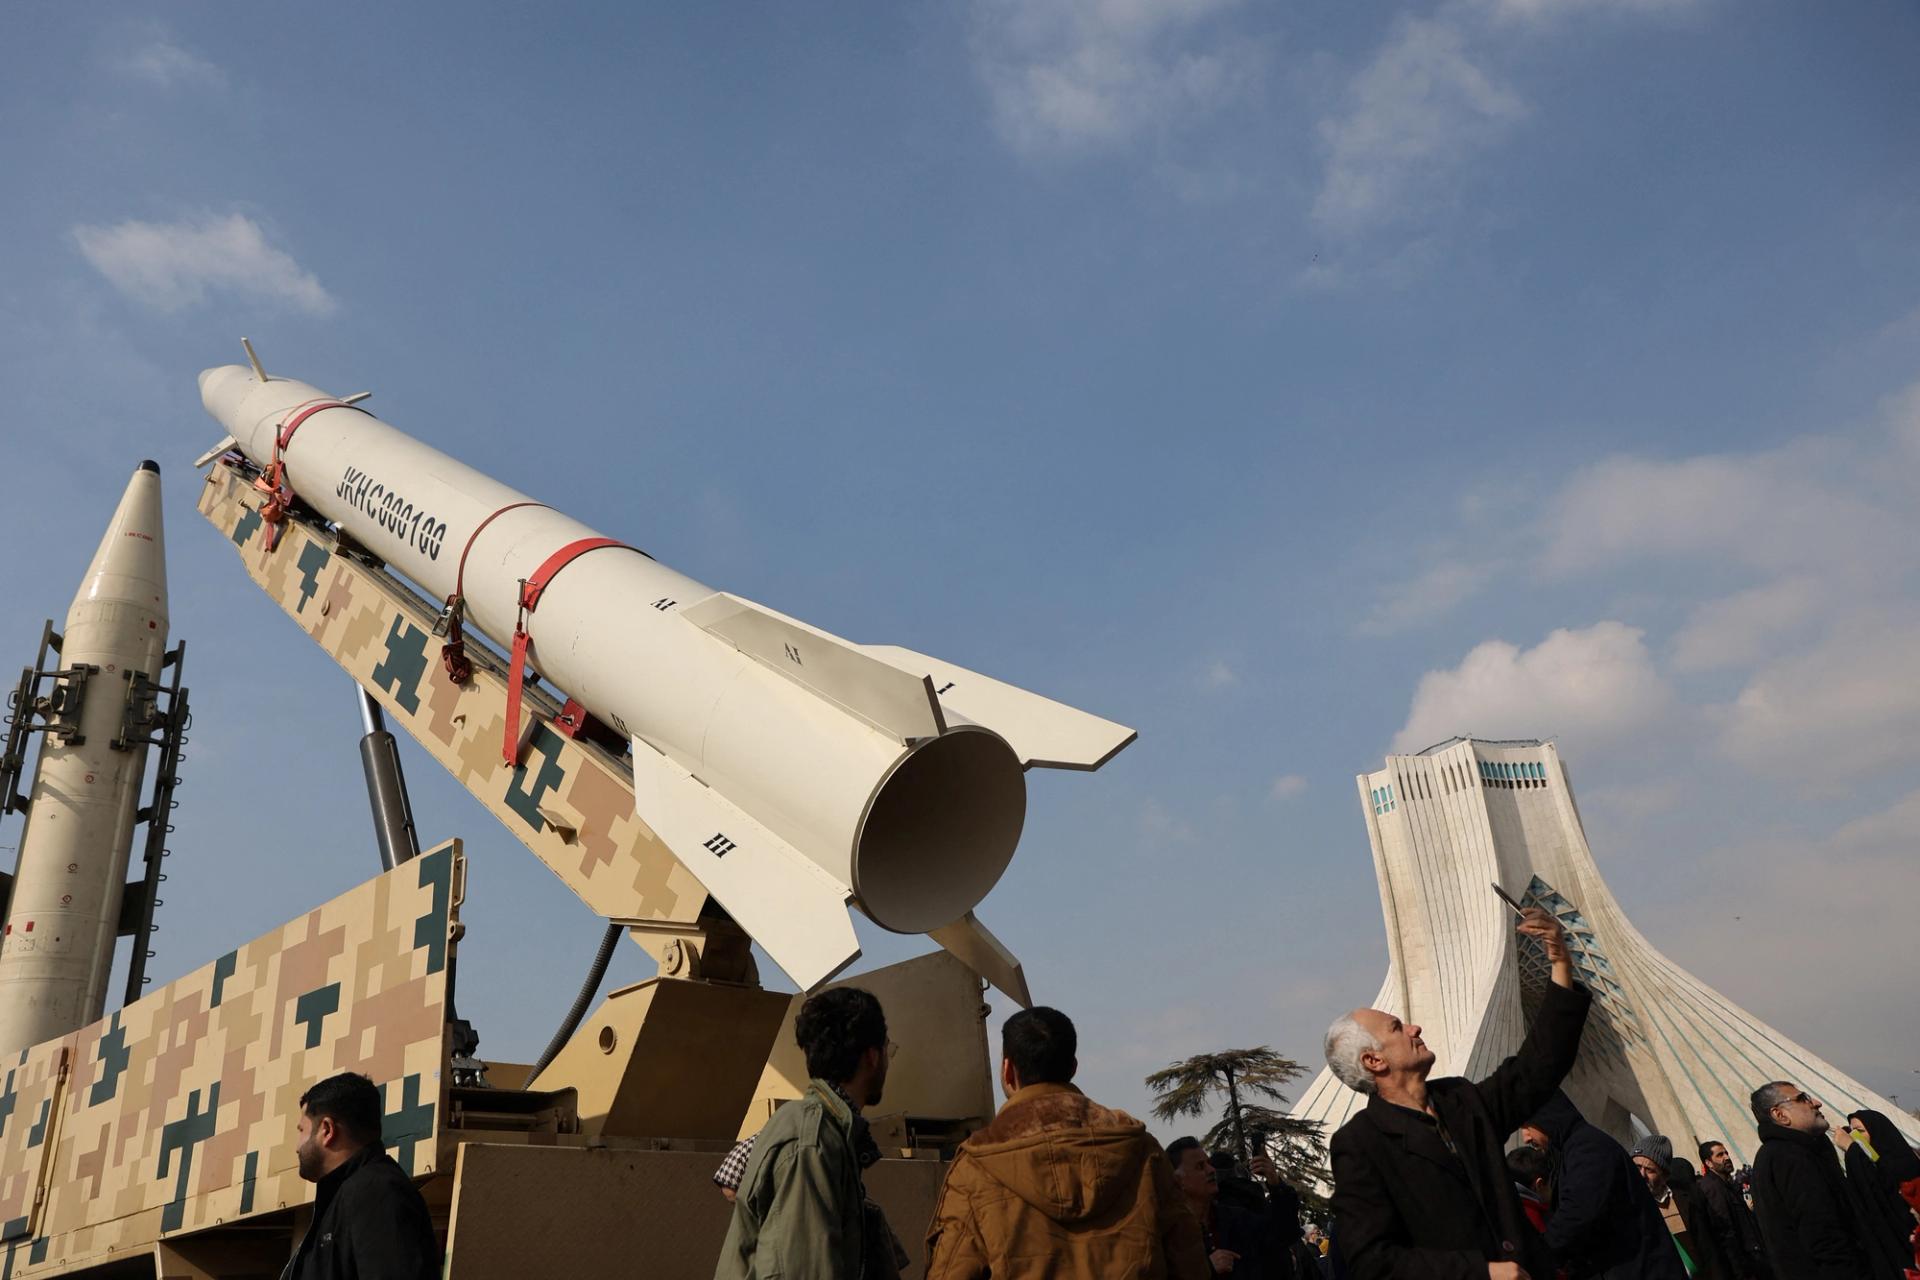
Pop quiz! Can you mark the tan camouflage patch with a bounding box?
[197,466,707,927]
[0,840,462,1276]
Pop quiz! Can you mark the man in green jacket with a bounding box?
[716,987,895,1280]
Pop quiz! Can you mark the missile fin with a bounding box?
[928,911,1031,1008]
[628,737,861,991]
[861,645,1136,771]
[681,593,944,743]
[192,435,238,469]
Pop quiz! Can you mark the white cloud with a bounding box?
[1311,15,1526,235]
[1885,381,1920,460]
[969,0,1258,156]
[1669,576,1824,673]
[1359,559,1499,635]
[1656,788,1920,1097]
[1717,608,1920,783]
[1201,658,1239,690]
[73,214,335,314]
[1539,446,1907,580]
[1270,773,1309,800]
[1391,621,1671,754]
[1480,0,1699,22]
[1139,798,1197,844]
[117,38,224,90]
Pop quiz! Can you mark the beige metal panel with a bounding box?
[740,949,995,1141]
[0,465,169,1052]
[0,843,461,1277]
[526,978,791,1141]
[442,1142,945,1280]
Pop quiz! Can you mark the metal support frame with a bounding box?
[351,682,485,1085]
[120,642,191,1005]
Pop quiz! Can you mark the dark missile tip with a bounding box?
[139,459,160,474]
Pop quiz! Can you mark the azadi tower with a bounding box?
[1291,737,1919,1163]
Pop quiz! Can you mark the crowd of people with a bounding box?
[712,905,1917,1280]
[1318,906,1920,1280]
[268,901,1912,1278]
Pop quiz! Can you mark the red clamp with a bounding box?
[503,537,632,766]
[439,501,550,684]
[251,400,363,550]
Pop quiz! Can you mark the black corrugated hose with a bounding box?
[528,921,622,1081]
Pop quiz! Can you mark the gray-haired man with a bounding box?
[1321,906,1591,1280]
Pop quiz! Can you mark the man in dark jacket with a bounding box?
[1323,906,1591,1280]
[1698,1140,1772,1279]
[283,1072,439,1280]
[1173,1137,1285,1277]
[1525,1093,1683,1280]
[1748,1081,1898,1279]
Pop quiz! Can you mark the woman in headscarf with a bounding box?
[1840,1110,1918,1279]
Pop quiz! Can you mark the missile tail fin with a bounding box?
[929,911,1031,1007]
[628,738,860,991]
[861,645,1135,771]
[682,592,944,743]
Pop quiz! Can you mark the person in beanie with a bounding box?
[924,1006,1205,1279]
[1632,1139,1732,1279]
[715,987,906,1280]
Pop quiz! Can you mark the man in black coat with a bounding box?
[1324,906,1591,1280]
[1524,1092,1683,1279]
[1173,1137,1287,1277]
[1697,1140,1773,1279]
[1748,1081,1898,1280]
[283,1072,440,1280]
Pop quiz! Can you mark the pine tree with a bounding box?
[1146,1047,1329,1192]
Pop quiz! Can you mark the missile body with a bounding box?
[0,463,169,1051]
[200,365,1132,987]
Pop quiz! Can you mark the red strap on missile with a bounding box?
[502,537,632,766]
[439,501,550,684]
[250,399,364,550]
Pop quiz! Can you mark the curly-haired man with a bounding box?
[715,986,905,1280]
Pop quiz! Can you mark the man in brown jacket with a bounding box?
[925,1007,1208,1280]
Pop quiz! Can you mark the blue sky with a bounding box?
[3,1,1918,1137]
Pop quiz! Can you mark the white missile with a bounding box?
[0,463,169,1051]
[199,360,1133,988]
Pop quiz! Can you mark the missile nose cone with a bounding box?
[139,459,159,474]
[198,364,256,429]
[72,464,169,620]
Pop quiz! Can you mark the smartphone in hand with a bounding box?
[1491,883,1526,918]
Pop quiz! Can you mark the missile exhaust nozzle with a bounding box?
[852,726,1026,935]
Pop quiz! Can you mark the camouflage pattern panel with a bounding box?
[197,463,708,929]
[0,1042,72,1245]
[0,842,464,1277]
